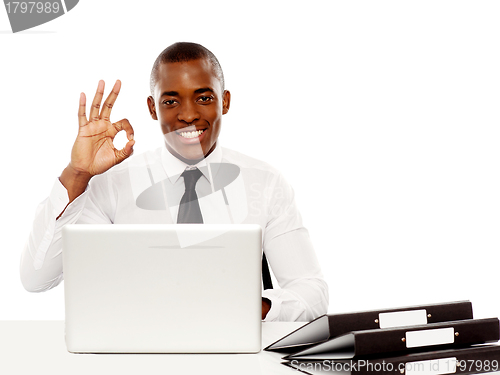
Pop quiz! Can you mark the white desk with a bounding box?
[0,321,304,375]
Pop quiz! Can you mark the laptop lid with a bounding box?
[62,224,262,353]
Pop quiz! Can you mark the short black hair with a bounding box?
[150,42,225,95]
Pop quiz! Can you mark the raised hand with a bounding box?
[59,80,135,204]
[71,80,135,176]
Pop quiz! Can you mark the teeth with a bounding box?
[178,130,204,138]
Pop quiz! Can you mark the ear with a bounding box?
[222,90,231,115]
[147,96,158,120]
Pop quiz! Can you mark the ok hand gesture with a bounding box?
[71,80,135,176]
[60,80,135,204]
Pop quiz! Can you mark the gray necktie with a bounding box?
[177,168,203,224]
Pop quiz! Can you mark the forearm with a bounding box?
[20,179,88,292]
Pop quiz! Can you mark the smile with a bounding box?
[177,129,205,139]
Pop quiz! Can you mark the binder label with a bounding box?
[405,328,455,348]
[379,309,427,328]
[406,357,457,375]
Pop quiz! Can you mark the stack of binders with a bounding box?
[265,301,500,375]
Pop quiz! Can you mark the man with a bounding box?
[21,42,328,321]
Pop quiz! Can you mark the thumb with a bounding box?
[114,139,135,164]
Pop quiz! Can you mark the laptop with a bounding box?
[62,224,262,353]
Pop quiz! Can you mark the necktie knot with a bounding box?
[181,168,203,192]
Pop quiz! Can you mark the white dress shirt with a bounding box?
[20,144,329,322]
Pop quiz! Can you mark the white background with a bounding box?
[1,0,499,320]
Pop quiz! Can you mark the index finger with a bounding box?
[113,118,134,140]
[100,80,121,121]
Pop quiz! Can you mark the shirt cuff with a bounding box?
[262,290,282,322]
[51,178,89,218]
[49,178,70,214]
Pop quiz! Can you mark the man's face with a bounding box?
[147,59,230,164]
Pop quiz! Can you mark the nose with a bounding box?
[177,101,200,124]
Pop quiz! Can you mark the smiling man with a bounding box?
[21,42,329,321]
[148,55,230,164]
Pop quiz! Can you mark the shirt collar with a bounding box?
[161,143,222,185]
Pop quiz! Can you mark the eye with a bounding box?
[162,99,177,106]
[197,95,214,103]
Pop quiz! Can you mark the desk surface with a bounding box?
[0,321,304,375]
